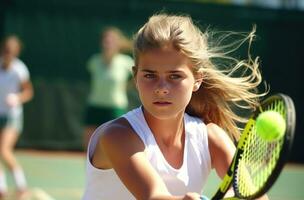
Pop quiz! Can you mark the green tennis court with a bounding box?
[2,150,303,200]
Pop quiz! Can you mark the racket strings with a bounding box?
[235,99,286,197]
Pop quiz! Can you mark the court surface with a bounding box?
[3,150,304,200]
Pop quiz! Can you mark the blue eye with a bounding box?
[144,74,156,79]
[169,74,182,79]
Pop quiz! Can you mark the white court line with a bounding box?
[28,187,56,200]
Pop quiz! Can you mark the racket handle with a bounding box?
[212,191,225,200]
[200,195,210,200]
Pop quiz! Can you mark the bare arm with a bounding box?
[18,80,34,103]
[207,123,236,179]
[207,123,269,200]
[6,80,33,107]
[92,118,200,200]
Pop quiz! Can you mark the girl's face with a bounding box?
[135,46,201,119]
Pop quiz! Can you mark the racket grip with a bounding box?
[200,195,210,200]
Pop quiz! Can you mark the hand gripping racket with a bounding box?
[210,93,296,200]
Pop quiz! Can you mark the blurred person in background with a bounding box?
[83,27,134,150]
[0,35,33,199]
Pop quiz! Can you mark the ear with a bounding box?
[193,79,202,92]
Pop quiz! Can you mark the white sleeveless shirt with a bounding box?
[82,107,211,200]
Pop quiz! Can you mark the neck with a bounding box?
[143,108,185,147]
[1,58,12,70]
[102,50,118,64]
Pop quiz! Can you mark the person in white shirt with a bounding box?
[0,35,33,199]
[82,14,268,200]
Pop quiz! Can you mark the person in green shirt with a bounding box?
[83,27,134,150]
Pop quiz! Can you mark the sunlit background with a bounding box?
[0,0,303,199]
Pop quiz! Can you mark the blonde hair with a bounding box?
[101,26,133,53]
[133,14,267,141]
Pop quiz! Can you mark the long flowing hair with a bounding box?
[133,14,267,140]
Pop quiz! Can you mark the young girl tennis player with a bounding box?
[82,14,268,200]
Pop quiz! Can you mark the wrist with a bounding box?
[6,93,21,107]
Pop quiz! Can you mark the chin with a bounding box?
[152,112,176,120]
[144,106,184,120]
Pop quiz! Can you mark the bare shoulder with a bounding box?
[101,117,145,152]
[207,123,232,145]
[92,117,145,169]
[206,123,236,178]
[100,117,136,140]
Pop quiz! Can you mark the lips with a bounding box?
[153,101,172,105]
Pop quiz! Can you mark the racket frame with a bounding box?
[211,94,296,200]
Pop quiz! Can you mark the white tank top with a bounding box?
[82,107,211,200]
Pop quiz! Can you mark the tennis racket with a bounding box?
[210,93,296,200]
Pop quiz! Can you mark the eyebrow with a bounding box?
[140,69,156,73]
[140,69,183,73]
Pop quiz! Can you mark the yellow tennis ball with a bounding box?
[256,111,286,141]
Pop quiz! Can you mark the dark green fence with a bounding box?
[1,0,303,162]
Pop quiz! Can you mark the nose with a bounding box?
[154,80,169,95]
[155,88,169,95]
